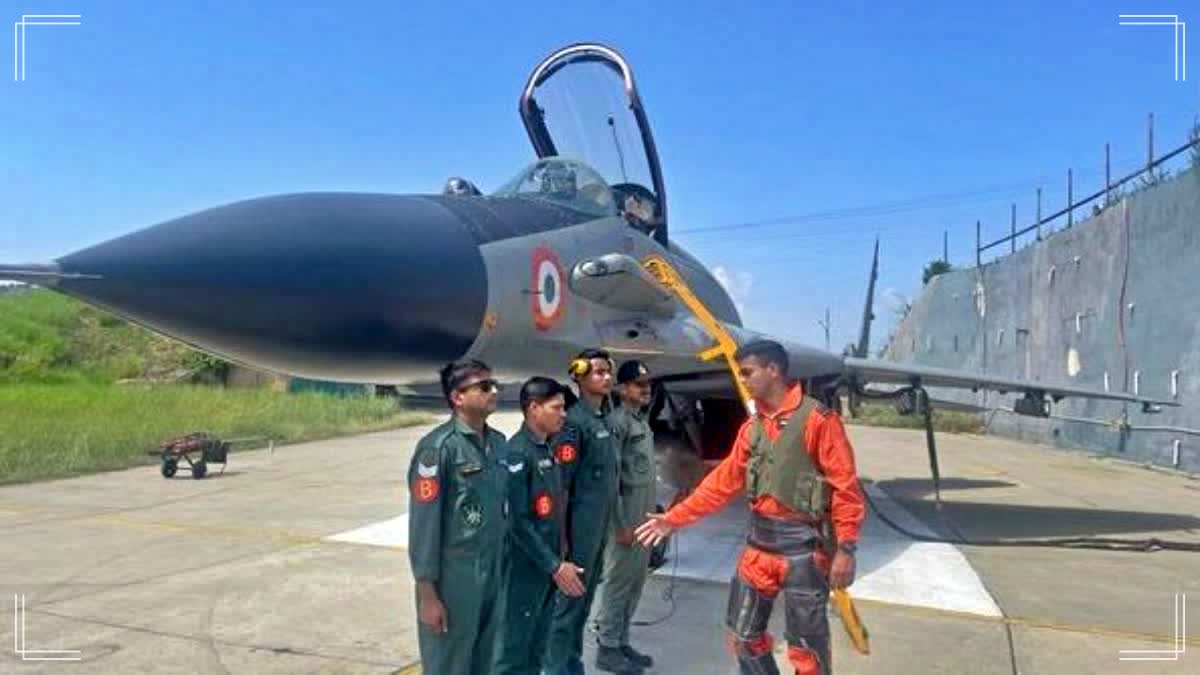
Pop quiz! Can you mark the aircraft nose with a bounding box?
[52,194,488,382]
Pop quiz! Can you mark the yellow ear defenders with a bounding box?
[568,356,614,379]
[568,358,592,378]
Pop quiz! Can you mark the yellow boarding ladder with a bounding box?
[642,254,871,656]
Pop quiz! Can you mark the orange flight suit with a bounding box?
[663,383,865,675]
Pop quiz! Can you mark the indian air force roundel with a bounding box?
[531,245,566,331]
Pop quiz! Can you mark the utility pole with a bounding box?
[818,307,831,352]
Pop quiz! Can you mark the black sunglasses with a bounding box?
[457,378,500,394]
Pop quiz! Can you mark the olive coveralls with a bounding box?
[594,404,658,650]
[494,424,568,674]
[545,397,620,675]
[407,416,509,675]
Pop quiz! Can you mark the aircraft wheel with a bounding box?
[192,460,208,479]
[161,459,178,478]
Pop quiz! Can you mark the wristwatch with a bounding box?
[837,541,858,555]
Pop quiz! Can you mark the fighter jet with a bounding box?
[0,43,1174,494]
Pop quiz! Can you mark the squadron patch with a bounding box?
[556,443,578,464]
[413,477,439,503]
[533,492,553,519]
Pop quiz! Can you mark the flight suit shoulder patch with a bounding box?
[413,477,439,503]
[416,446,440,475]
[533,491,554,519]
[410,434,447,504]
[555,442,578,464]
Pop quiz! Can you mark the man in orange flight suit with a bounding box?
[636,339,865,675]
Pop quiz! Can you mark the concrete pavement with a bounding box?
[1,414,1197,673]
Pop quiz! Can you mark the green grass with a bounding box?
[0,384,433,484]
[0,289,206,384]
[845,402,985,435]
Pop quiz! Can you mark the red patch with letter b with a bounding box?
[534,492,553,519]
[414,477,439,503]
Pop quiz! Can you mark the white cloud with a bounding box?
[881,287,910,313]
[712,266,753,315]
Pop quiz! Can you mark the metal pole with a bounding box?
[818,307,831,352]
[1036,187,1042,240]
[943,230,948,263]
[1010,203,1016,253]
[1067,168,1073,228]
[1105,143,1111,205]
[975,220,981,268]
[1148,112,1155,173]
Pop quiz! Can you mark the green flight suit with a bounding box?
[545,396,620,675]
[494,424,568,675]
[594,404,658,650]
[407,416,509,675]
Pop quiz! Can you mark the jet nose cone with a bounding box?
[54,194,488,382]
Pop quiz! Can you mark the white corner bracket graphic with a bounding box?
[1119,14,1187,82]
[1118,593,1187,662]
[13,13,82,82]
[12,594,82,661]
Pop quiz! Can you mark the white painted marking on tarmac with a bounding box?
[325,515,409,548]
[655,483,1002,618]
[852,484,1001,617]
[328,486,1002,618]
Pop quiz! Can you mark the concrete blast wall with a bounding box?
[886,169,1200,472]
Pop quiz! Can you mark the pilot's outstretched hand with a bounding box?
[635,512,675,548]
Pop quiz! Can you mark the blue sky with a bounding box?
[2,0,1197,351]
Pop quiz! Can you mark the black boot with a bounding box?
[621,645,653,668]
[596,645,643,674]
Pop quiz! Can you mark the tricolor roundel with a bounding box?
[531,245,566,331]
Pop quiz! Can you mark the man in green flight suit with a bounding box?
[545,349,626,675]
[407,359,509,675]
[593,360,658,672]
[494,376,587,674]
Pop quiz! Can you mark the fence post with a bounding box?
[1067,168,1074,228]
[1036,187,1042,240]
[1147,112,1155,173]
[1105,143,1111,205]
[975,220,981,268]
[1010,203,1016,253]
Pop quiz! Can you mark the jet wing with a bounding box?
[844,356,1178,409]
